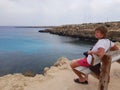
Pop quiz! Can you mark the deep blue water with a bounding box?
[0,26,93,76]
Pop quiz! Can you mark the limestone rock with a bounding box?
[41,21,120,41]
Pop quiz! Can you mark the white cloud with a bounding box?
[0,0,120,26]
[91,0,120,14]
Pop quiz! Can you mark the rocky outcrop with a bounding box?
[44,57,71,77]
[0,56,120,90]
[39,21,120,41]
[0,57,70,90]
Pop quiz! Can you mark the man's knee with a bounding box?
[70,60,78,68]
[70,61,73,68]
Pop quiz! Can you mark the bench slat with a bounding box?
[75,50,120,75]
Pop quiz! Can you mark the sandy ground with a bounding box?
[0,57,120,90]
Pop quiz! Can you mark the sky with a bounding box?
[0,0,120,26]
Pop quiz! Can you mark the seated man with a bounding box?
[70,26,119,84]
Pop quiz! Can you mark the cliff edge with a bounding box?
[39,21,120,41]
[0,56,120,90]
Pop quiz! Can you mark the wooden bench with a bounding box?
[75,50,120,90]
[75,50,120,75]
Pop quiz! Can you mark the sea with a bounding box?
[0,26,93,76]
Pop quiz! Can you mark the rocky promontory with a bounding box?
[0,56,120,90]
[0,44,120,90]
[39,21,120,41]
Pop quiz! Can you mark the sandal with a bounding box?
[74,78,88,84]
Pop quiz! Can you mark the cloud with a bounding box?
[89,0,120,22]
[0,0,120,26]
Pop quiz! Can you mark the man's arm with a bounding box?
[110,44,119,51]
[88,47,105,58]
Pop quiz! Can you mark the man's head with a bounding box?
[95,26,108,39]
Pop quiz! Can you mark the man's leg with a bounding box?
[70,60,88,82]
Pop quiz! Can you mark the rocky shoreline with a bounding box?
[0,57,120,90]
[39,21,120,41]
[0,44,119,90]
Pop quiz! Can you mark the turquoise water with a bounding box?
[0,26,93,76]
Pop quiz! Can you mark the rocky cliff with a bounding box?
[0,56,120,90]
[39,21,120,41]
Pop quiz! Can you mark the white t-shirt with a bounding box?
[87,39,115,64]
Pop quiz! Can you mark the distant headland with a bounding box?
[39,21,120,42]
[15,26,57,28]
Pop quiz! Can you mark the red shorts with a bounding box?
[77,57,90,67]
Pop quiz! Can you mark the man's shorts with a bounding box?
[77,57,90,67]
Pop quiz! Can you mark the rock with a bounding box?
[38,29,50,33]
[115,42,120,50]
[44,66,59,77]
[34,74,45,81]
[43,57,71,77]
[22,71,35,77]
[54,57,70,67]
[40,21,120,41]
[44,67,50,73]
[54,57,71,70]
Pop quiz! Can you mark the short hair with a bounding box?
[95,26,108,38]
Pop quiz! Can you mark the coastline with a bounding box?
[15,26,57,28]
[39,21,120,42]
[0,57,120,90]
[0,22,120,90]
